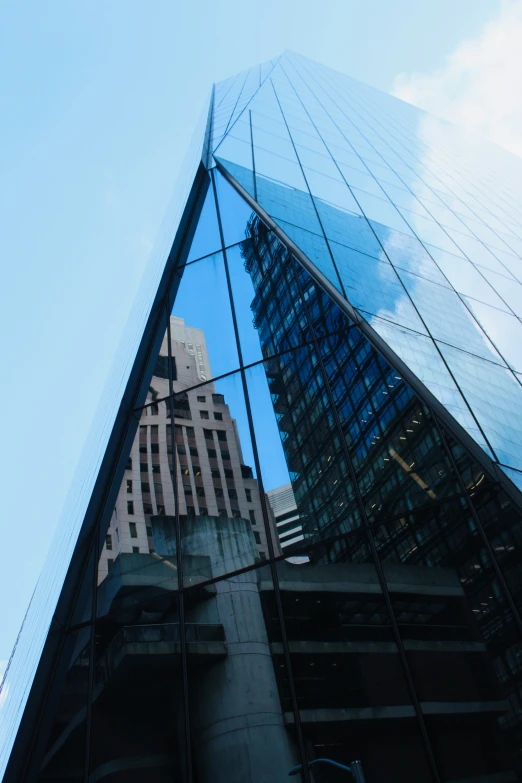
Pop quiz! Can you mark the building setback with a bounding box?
[3,52,522,783]
[98,315,269,581]
[266,482,302,553]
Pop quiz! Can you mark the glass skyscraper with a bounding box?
[2,51,522,783]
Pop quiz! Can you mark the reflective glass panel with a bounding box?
[273,534,434,782]
[186,180,221,264]
[375,495,519,780]
[439,344,522,470]
[246,352,359,554]
[36,546,95,782]
[185,563,301,782]
[92,586,186,782]
[98,317,180,616]
[170,251,240,381]
[91,328,188,779]
[214,169,257,248]
[175,371,269,583]
[11,50,522,783]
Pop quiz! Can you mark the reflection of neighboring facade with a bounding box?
[240,217,520,779]
[41,214,521,783]
[34,223,520,783]
[11,51,522,783]
[266,483,301,551]
[260,561,509,782]
[98,316,268,582]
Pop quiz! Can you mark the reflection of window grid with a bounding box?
[81,75,522,780]
[88,141,522,776]
[139,425,147,453]
[242,224,456,550]
[181,423,202,516]
[174,250,450,553]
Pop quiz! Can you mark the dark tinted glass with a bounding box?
[185,564,301,782]
[272,534,434,783]
[36,546,96,783]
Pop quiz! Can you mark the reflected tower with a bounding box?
[4,52,522,783]
[98,315,270,582]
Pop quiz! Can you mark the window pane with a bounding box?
[331,241,429,334]
[170,251,240,381]
[443,433,522,776]
[185,177,221,264]
[272,532,434,782]
[92,586,187,780]
[170,372,269,584]
[398,268,506,365]
[93,304,187,780]
[36,546,95,782]
[245,353,359,556]
[214,170,258,248]
[375,486,521,779]
[227,229,312,366]
[102,316,180,612]
[438,343,522,470]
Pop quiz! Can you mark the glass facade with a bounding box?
[3,53,522,783]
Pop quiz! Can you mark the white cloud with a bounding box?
[392,1,522,158]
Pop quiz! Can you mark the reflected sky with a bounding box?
[210,52,522,481]
[5,50,522,783]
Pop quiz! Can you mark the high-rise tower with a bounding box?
[3,52,522,783]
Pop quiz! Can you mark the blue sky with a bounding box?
[0,0,508,667]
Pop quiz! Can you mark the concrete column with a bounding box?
[180,516,298,782]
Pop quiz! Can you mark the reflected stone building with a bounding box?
[4,53,522,783]
[266,483,303,555]
[98,316,269,582]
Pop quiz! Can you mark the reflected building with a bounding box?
[266,483,304,555]
[4,52,522,783]
[98,315,269,581]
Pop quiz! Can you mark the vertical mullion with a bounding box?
[280,63,498,461]
[83,529,100,783]
[166,302,193,783]
[249,110,257,203]
[221,69,250,141]
[289,255,441,783]
[269,77,347,299]
[433,413,522,636]
[211,168,311,783]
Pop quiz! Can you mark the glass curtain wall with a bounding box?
[31,168,522,783]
